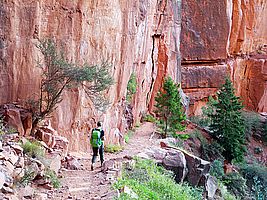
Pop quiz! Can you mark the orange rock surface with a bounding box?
[181,0,267,115]
[0,0,182,151]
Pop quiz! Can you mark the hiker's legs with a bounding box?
[91,147,99,170]
[99,145,104,166]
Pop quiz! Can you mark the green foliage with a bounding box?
[143,114,157,123]
[20,140,44,158]
[175,134,190,140]
[124,130,134,144]
[189,130,207,144]
[114,158,203,200]
[222,172,248,198]
[210,160,224,180]
[189,96,217,128]
[239,164,267,200]
[218,182,240,200]
[201,142,224,161]
[242,111,261,138]
[189,116,208,128]
[104,144,124,153]
[126,73,137,102]
[44,169,61,188]
[19,168,36,186]
[30,39,113,130]
[155,77,186,138]
[0,117,5,139]
[208,77,246,162]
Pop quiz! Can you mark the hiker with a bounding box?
[90,121,105,170]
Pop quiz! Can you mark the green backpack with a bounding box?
[90,128,102,148]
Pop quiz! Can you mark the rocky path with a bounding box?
[50,122,157,200]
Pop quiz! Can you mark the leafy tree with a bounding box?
[29,39,113,132]
[126,73,137,102]
[208,77,246,162]
[155,77,186,138]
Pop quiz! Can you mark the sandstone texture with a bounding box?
[0,0,266,152]
[0,0,182,151]
[181,0,267,115]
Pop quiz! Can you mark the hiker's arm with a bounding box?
[100,130,105,140]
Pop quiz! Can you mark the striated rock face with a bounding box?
[181,0,267,115]
[0,0,182,152]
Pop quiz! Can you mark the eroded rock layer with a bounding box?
[181,0,267,115]
[0,0,182,151]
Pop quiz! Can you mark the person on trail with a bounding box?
[90,121,104,171]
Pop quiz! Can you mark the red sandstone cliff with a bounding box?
[0,0,181,151]
[181,0,267,115]
[0,0,266,152]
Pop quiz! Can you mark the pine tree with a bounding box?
[155,77,186,138]
[209,77,246,162]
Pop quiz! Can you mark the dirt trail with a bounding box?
[50,122,156,200]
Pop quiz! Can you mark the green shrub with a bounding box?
[175,134,190,140]
[19,168,36,186]
[210,160,224,180]
[114,158,203,200]
[126,73,137,102]
[143,114,157,123]
[189,116,210,128]
[201,142,224,161]
[20,140,45,158]
[190,130,207,144]
[222,172,248,198]
[124,130,134,144]
[104,144,124,153]
[242,111,261,138]
[239,164,267,200]
[44,169,61,188]
[218,182,240,200]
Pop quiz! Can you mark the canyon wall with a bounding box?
[0,0,182,152]
[181,0,267,115]
[0,0,266,152]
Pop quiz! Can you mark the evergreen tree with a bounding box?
[209,77,246,162]
[155,77,186,138]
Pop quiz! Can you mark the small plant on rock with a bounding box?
[104,144,124,153]
[21,140,44,158]
[126,73,137,102]
[44,169,61,188]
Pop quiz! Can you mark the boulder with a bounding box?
[2,186,14,194]
[53,136,69,157]
[10,145,23,155]
[0,171,5,189]
[49,155,61,175]
[13,168,24,180]
[122,186,138,199]
[7,152,19,166]
[184,152,210,186]
[20,185,35,198]
[206,175,218,199]
[15,157,24,168]
[162,150,187,182]
[4,161,15,175]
